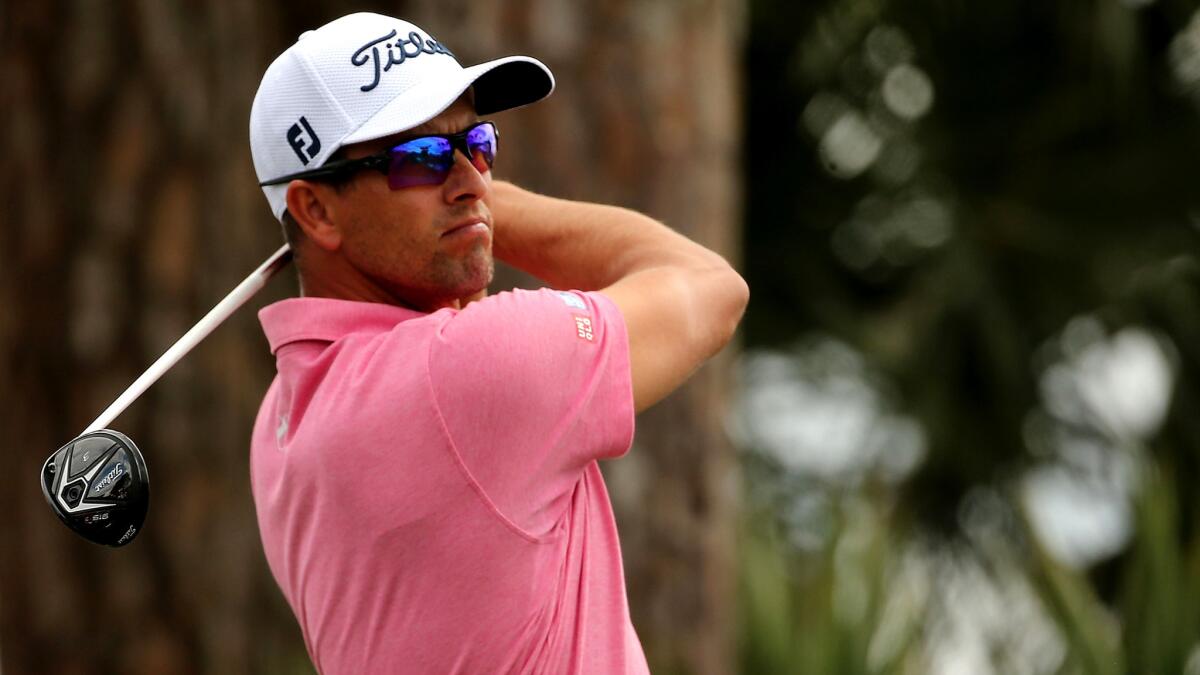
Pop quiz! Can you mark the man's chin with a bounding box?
[463,257,494,296]
[455,271,492,306]
[416,254,493,307]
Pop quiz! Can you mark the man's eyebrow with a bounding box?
[387,119,482,145]
[390,128,429,143]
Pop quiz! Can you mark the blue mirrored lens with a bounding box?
[466,123,497,171]
[388,137,455,189]
[384,123,498,189]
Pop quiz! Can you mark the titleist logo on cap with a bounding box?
[351,29,455,93]
[251,12,554,222]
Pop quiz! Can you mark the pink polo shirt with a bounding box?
[250,288,647,675]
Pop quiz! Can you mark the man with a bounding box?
[248,12,747,674]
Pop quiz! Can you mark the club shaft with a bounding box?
[83,244,293,434]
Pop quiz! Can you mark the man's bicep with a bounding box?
[599,266,745,414]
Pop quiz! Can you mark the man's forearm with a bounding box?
[489,181,733,290]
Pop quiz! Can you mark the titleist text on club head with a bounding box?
[40,430,149,547]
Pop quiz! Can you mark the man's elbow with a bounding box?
[698,265,748,355]
[718,268,749,346]
[670,260,750,362]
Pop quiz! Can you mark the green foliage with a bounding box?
[738,449,1200,673]
[741,0,1200,672]
[738,454,927,674]
[1114,463,1200,673]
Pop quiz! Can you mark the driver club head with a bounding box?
[40,430,149,547]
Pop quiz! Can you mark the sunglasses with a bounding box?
[260,121,499,190]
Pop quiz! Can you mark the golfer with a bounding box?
[248,12,747,674]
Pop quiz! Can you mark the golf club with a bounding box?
[40,244,293,547]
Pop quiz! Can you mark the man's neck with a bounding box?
[295,261,485,313]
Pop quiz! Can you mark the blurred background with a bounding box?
[4,0,1200,673]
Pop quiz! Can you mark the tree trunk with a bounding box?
[1,2,742,673]
[2,3,310,673]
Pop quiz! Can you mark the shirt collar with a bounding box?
[259,297,426,354]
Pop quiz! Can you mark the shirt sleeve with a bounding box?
[427,287,635,537]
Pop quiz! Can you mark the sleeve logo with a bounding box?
[573,316,594,341]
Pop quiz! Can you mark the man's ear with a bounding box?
[285,180,343,252]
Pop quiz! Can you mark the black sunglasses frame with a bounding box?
[259,120,499,187]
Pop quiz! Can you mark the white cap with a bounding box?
[250,12,555,220]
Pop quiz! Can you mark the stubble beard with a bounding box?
[426,240,494,302]
[348,208,494,309]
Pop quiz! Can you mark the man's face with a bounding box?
[326,96,494,311]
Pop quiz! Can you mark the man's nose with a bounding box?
[443,150,489,203]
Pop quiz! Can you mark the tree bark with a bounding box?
[2,3,307,673]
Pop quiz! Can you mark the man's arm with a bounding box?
[490,181,749,413]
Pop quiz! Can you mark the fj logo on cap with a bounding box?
[351,29,455,93]
[287,116,321,165]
